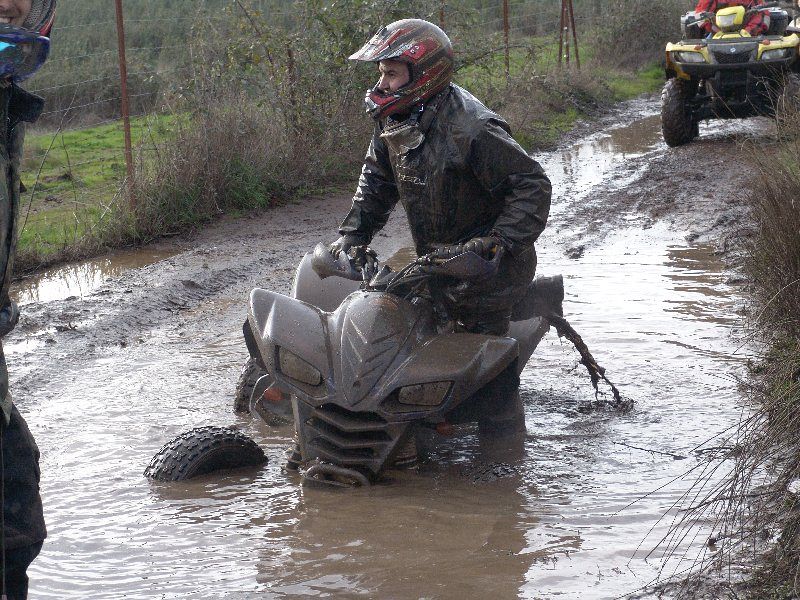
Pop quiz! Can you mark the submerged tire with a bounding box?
[144,426,267,481]
[234,357,267,413]
[661,78,696,147]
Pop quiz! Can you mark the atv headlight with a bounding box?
[761,48,791,61]
[674,51,707,63]
[398,381,452,406]
[278,347,322,386]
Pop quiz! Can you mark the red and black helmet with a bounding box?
[23,0,56,37]
[349,19,453,120]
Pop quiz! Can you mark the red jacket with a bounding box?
[694,0,770,35]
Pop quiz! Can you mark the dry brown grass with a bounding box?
[649,105,800,598]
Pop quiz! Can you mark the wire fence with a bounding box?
[18,0,616,255]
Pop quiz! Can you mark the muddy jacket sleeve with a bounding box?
[338,127,399,243]
[468,118,551,256]
[695,0,716,32]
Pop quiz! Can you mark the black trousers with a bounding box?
[1,541,42,600]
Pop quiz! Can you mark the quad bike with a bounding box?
[145,244,565,486]
[662,2,800,146]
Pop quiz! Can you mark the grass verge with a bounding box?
[17,113,179,271]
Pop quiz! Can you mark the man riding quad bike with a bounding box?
[239,20,552,439]
[662,0,800,146]
[146,19,563,487]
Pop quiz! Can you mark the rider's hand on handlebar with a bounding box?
[329,234,366,258]
[462,236,503,258]
[352,246,379,281]
[420,236,503,264]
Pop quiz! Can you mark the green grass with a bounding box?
[18,113,178,260]
[607,63,665,100]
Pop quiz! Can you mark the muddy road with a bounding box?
[10,97,766,599]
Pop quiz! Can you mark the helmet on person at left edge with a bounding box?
[349,18,453,120]
[0,0,56,82]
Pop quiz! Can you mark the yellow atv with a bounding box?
[662,2,800,146]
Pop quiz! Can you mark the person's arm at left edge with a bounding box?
[468,118,552,256]
[0,85,44,337]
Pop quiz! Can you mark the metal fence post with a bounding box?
[114,0,135,205]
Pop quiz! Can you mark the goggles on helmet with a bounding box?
[0,26,50,82]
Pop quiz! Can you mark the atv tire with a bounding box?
[144,426,267,481]
[661,78,697,147]
[234,357,267,413]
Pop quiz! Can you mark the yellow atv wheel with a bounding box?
[662,78,698,147]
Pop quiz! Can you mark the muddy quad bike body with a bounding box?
[242,245,563,486]
[662,3,800,146]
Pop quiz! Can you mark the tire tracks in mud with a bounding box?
[550,108,770,260]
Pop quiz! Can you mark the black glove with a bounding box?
[352,246,379,282]
[422,236,503,264]
[329,234,366,258]
[462,236,502,258]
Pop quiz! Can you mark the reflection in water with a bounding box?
[536,114,663,213]
[11,247,177,305]
[23,109,749,599]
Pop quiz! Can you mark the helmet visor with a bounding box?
[0,26,50,82]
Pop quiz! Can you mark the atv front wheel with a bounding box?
[661,78,697,147]
[234,357,267,413]
[144,426,267,481]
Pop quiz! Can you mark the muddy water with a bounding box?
[11,247,178,305]
[22,104,750,599]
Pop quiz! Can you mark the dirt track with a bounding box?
[10,96,772,599]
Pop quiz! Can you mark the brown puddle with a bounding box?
[24,104,750,599]
[10,247,178,306]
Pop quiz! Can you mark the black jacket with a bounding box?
[0,83,47,551]
[340,84,551,257]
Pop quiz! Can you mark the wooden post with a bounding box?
[113,0,134,204]
[568,0,581,70]
[559,0,581,71]
[439,1,445,29]
[558,0,565,67]
[503,0,510,81]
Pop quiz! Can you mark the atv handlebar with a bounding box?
[310,243,502,291]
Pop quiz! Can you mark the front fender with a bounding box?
[248,289,330,399]
[291,252,361,311]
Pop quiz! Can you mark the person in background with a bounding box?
[694,0,770,36]
[0,1,55,598]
